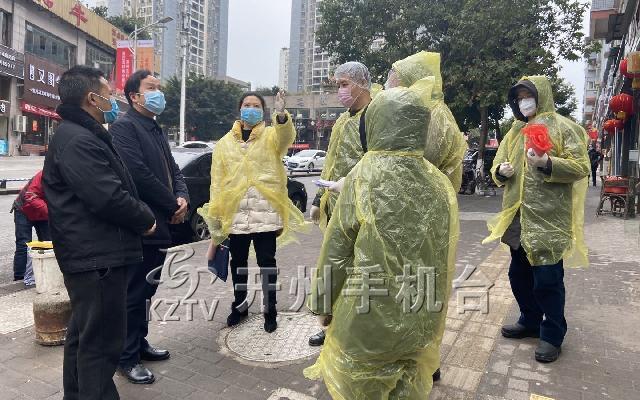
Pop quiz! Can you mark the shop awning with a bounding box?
[21,102,60,120]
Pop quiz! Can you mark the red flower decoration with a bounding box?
[522,124,553,156]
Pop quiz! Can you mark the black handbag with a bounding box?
[207,238,230,282]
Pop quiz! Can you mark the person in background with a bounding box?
[588,145,602,187]
[11,170,50,286]
[308,61,373,347]
[486,75,590,363]
[110,69,189,385]
[199,90,306,333]
[43,65,156,400]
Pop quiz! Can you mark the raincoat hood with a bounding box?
[392,51,444,100]
[365,87,430,153]
[508,75,555,122]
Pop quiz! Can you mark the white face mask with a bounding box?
[518,97,537,117]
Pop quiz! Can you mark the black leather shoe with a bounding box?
[309,330,325,346]
[264,310,277,333]
[118,363,155,384]
[432,368,441,382]
[140,344,170,361]
[501,323,540,339]
[535,340,561,363]
[227,309,249,327]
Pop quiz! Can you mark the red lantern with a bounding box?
[609,93,634,120]
[603,119,624,134]
[620,59,640,89]
[588,128,598,140]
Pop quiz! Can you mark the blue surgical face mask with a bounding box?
[139,90,166,115]
[240,107,264,126]
[92,93,120,124]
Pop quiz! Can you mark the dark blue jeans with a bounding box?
[508,246,567,347]
[13,210,50,280]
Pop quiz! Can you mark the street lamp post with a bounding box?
[127,17,174,70]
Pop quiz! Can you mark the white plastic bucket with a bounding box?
[30,249,64,294]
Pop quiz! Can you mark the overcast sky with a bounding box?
[86,0,587,117]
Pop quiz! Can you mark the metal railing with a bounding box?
[0,178,30,189]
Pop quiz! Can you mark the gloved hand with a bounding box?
[328,177,345,193]
[310,205,321,224]
[527,148,549,169]
[275,90,286,115]
[498,162,514,178]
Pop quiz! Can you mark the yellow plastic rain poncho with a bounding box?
[304,81,460,400]
[197,113,307,245]
[316,108,366,229]
[392,51,467,192]
[483,75,590,267]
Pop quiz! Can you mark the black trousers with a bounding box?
[229,231,278,313]
[63,266,128,400]
[119,245,166,367]
[591,165,598,187]
[508,246,567,347]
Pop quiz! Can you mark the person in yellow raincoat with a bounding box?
[484,75,589,363]
[198,90,306,333]
[308,61,374,347]
[385,51,467,192]
[304,80,459,399]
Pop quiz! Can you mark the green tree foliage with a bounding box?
[157,74,244,141]
[316,0,590,154]
[254,86,280,96]
[92,7,152,40]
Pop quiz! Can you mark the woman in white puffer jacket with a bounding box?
[200,91,306,333]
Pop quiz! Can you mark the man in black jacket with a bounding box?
[110,69,189,384]
[43,65,156,400]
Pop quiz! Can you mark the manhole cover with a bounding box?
[223,312,321,364]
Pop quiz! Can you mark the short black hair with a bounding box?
[58,66,105,106]
[124,69,153,106]
[237,92,266,111]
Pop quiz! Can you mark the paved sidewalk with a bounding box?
[0,190,638,399]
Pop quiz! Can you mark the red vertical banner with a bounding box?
[116,41,133,94]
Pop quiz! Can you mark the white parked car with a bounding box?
[178,141,215,150]
[286,149,327,173]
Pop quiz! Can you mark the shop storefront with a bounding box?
[20,53,64,154]
[0,43,24,155]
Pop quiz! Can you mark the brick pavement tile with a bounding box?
[163,352,196,368]
[477,372,508,396]
[507,377,529,392]
[428,386,475,400]
[184,345,226,364]
[445,333,493,370]
[503,389,529,400]
[219,385,264,400]
[14,379,59,399]
[183,358,225,378]
[0,367,31,388]
[183,374,229,393]
[217,369,262,391]
[146,376,197,398]
[153,362,197,382]
[113,379,165,400]
[183,390,224,400]
[0,384,21,400]
[438,365,482,392]
[532,385,583,400]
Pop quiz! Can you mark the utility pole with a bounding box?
[179,0,189,146]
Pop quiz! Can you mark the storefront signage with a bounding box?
[31,0,127,49]
[23,54,66,110]
[0,100,10,117]
[0,44,24,79]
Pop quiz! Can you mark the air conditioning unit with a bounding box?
[14,115,27,133]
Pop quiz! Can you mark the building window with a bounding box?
[25,23,76,68]
[86,42,115,82]
[0,10,10,47]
